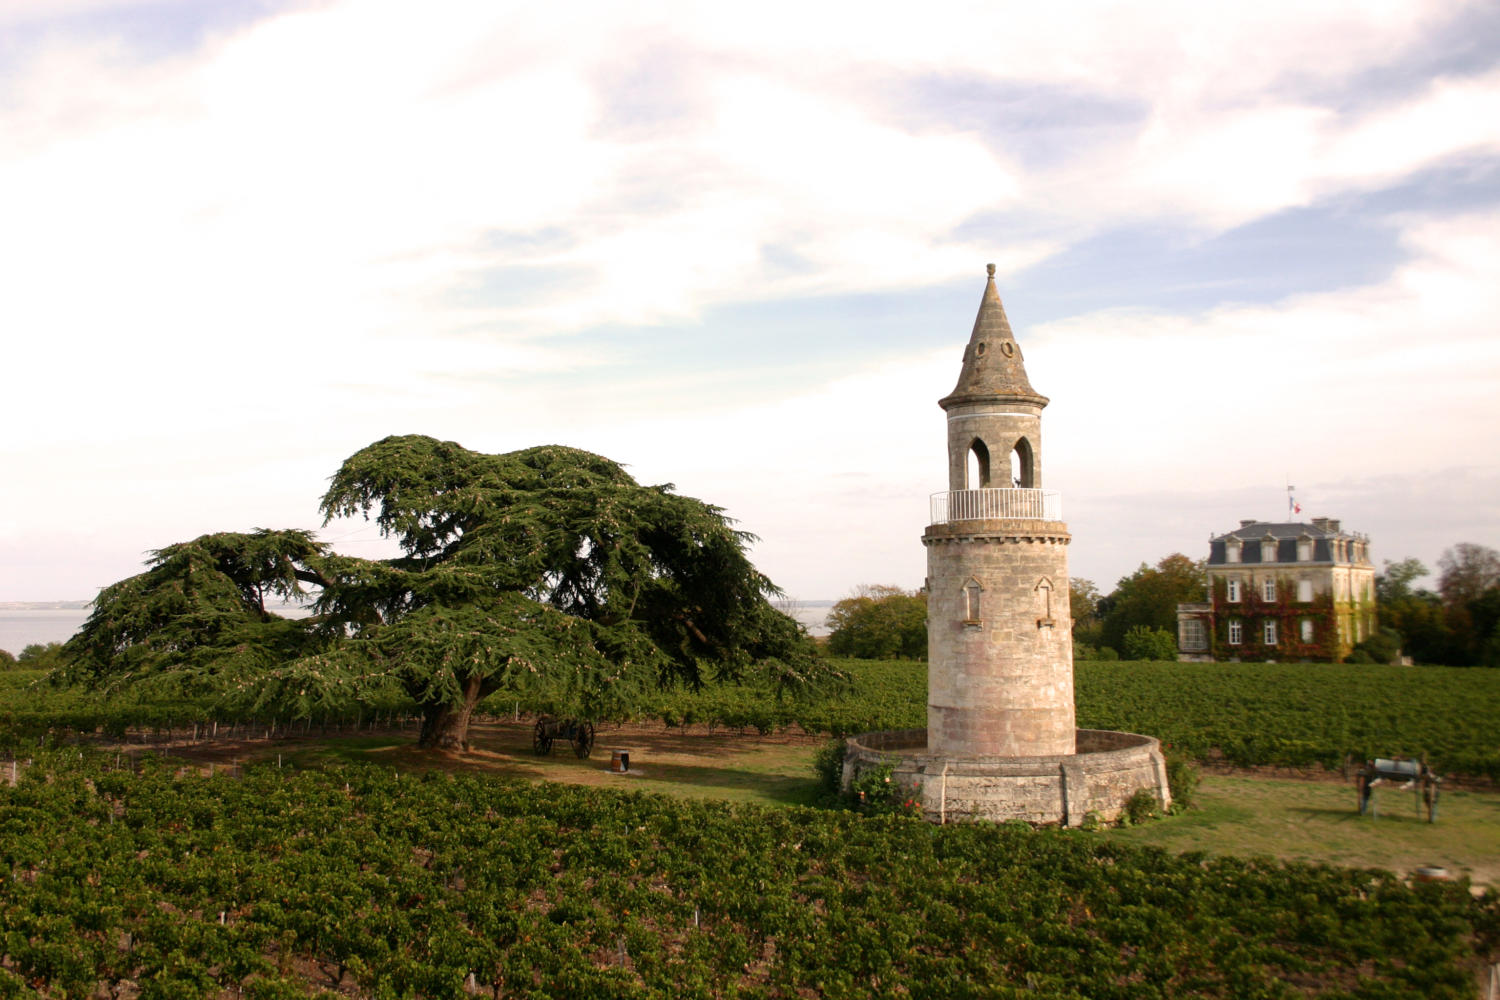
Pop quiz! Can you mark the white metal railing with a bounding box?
[930,488,1062,524]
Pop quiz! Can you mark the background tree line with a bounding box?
[1367,544,1500,666]
[825,542,1500,665]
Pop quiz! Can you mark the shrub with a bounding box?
[812,739,847,798]
[1165,753,1199,811]
[1123,787,1161,825]
[1122,626,1178,661]
[1349,628,1403,665]
[847,761,920,817]
[1093,646,1120,661]
[17,642,67,671]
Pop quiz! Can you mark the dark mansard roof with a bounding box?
[1207,519,1365,566]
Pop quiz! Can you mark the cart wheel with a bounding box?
[572,720,595,758]
[533,718,554,756]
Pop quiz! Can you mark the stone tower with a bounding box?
[924,264,1075,757]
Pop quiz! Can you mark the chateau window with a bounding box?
[1226,541,1242,563]
[1264,620,1278,645]
[1297,579,1313,602]
[1262,578,1277,602]
[1180,618,1207,651]
[1261,539,1277,563]
[1228,620,1243,645]
[1226,578,1242,603]
[1300,619,1314,643]
[1297,538,1312,561]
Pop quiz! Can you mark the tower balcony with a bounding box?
[930,488,1063,525]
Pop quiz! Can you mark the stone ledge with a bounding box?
[842,728,1170,827]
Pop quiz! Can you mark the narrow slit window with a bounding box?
[963,580,982,621]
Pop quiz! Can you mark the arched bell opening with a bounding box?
[1010,437,1035,489]
[966,439,991,489]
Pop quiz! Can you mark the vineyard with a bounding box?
[2,749,1496,999]
[5,659,1500,780]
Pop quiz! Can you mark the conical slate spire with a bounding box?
[938,264,1048,410]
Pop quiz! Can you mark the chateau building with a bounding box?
[1177,517,1376,662]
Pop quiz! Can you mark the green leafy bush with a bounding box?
[1165,753,1199,810]
[812,738,847,798]
[847,761,921,817]
[1121,626,1178,661]
[1122,788,1161,825]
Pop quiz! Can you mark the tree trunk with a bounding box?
[417,673,485,751]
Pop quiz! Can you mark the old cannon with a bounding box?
[532,716,596,759]
[1356,755,1440,823]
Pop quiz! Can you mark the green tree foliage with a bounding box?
[17,642,69,672]
[1069,578,1103,651]
[1377,557,1430,603]
[62,530,331,695]
[824,585,926,660]
[1378,549,1500,665]
[1120,625,1178,661]
[1098,554,1205,655]
[1437,543,1500,608]
[63,436,824,749]
[0,648,16,669]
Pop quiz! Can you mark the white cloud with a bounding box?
[1,0,1497,605]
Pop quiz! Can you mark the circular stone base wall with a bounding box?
[842,729,1170,827]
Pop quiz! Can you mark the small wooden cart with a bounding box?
[531,716,596,759]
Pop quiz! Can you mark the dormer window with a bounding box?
[1297,537,1312,562]
[1226,539,1242,564]
[1260,537,1277,563]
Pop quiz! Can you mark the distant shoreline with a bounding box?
[0,601,91,611]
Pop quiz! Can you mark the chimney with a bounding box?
[1239,519,1258,528]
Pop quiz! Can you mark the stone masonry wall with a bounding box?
[925,518,1074,757]
[842,729,1170,827]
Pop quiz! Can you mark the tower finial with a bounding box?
[986,262,995,278]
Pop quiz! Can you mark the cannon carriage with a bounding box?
[1356,755,1440,823]
[531,716,596,758]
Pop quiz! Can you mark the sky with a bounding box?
[2,0,1498,607]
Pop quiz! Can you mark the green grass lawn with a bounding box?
[1100,774,1500,891]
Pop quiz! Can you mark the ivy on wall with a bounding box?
[1208,576,1339,662]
